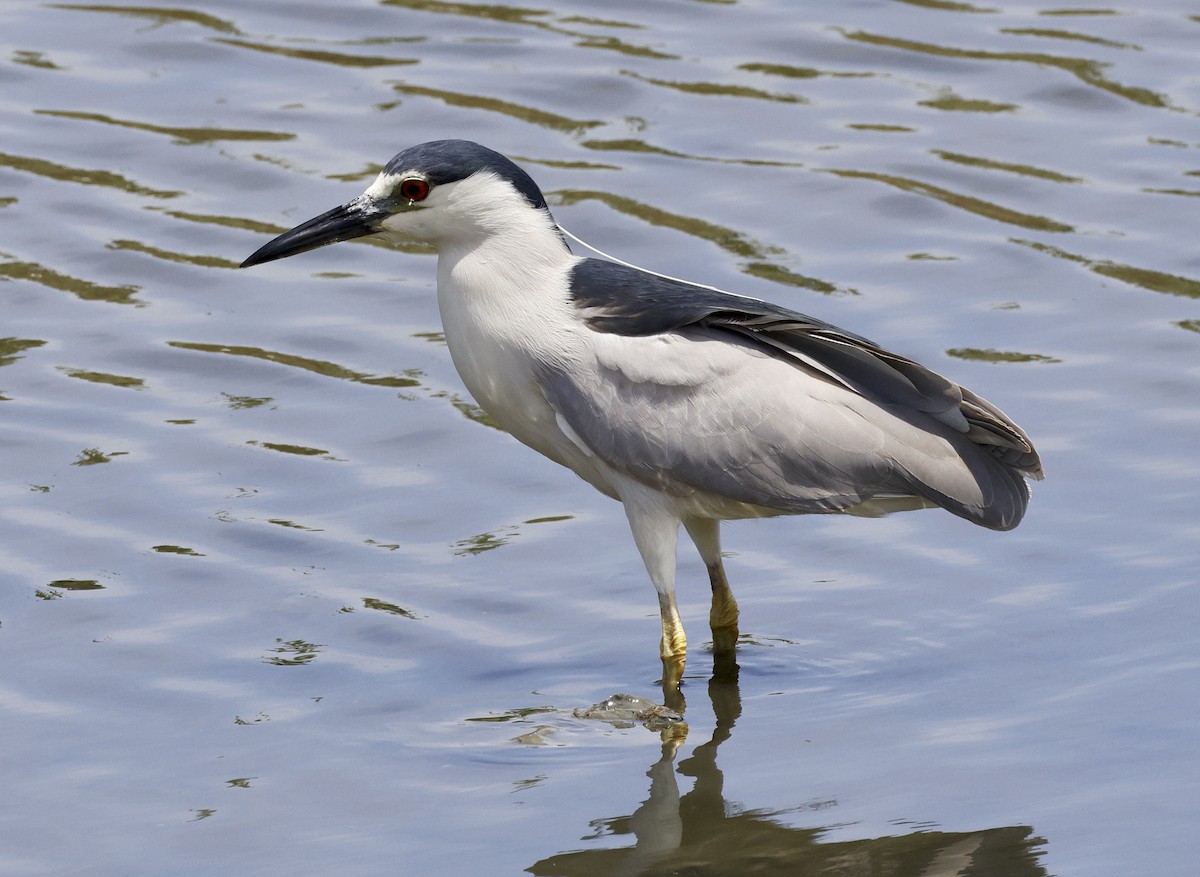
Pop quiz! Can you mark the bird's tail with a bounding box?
[895,385,1042,532]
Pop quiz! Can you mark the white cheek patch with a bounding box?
[378,212,413,233]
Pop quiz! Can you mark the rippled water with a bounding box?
[2,1,1198,874]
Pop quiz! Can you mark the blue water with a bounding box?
[1,1,1198,874]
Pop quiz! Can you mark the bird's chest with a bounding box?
[435,267,574,452]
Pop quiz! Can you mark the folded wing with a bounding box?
[540,258,1041,530]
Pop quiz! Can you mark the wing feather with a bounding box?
[553,258,1042,529]
[569,258,1042,480]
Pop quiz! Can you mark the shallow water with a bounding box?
[2,1,1198,874]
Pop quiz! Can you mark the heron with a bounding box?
[241,139,1042,688]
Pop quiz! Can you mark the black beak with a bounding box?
[240,201,385,268]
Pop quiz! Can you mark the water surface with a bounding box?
[2,1,1198,875]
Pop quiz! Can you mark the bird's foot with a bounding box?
[709,622,740,658]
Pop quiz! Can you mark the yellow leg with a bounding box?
[658,591,688,710]
[659,590,687,661]
[707,560,740,657]
[684,517,741,657]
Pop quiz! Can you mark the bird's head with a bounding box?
[240,139,561,268]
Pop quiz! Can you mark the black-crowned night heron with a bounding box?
[241,139,1042,686]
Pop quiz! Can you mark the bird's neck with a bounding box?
[432,210,580,448]
[436,208,576,318]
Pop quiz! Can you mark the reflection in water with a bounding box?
[917,89,1017,113]
[156,208,285,235]
[931,150,1083,184]
[574,35,677,61]
[166,340,423,386]
[385,83,603,134]
[381,0,555,29]
[381,0,652,58]
[578,138,805,168]
[151,544,204,556]
[246,440,335,459]
[0,337,46,368]
[453,515,574,558]
[945,348,1061,364]
[0,259,141,305]
[742,262,844,295]
[846,123,915,133]
[361,596,418,619]
[452,526,519,557]
[71,447,126,466]
[1011,239,1200,300]
[267,518,323,532]
[430,389,501,428]
[824,170,1073,233]
[532,674,1049,877]
[262,637,322,666]
[47,3,243,35]
[213,38,420,69]
[738,61,873,80]
[620,70,806,104]
[44,578,103,590]
[222,392,273,410]
[1143,186,1200,199]
[107,238,242,269]
[839,29,1167,108]
[34,109,296,145]
[0,149,182,198]
[998,27,1139,51]
[891,0,997,12]
[12,49,61,70]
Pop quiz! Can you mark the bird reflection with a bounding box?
[531,671,1048,877]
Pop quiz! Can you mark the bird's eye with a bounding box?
[398,178,430,202]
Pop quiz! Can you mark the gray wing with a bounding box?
[542,258,1041,529]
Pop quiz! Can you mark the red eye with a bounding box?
[398,178,430,202]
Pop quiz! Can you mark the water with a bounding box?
[2,1,1198,874]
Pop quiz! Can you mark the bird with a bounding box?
[241,139,1042,688]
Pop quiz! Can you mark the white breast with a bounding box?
[434,242,620,498]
